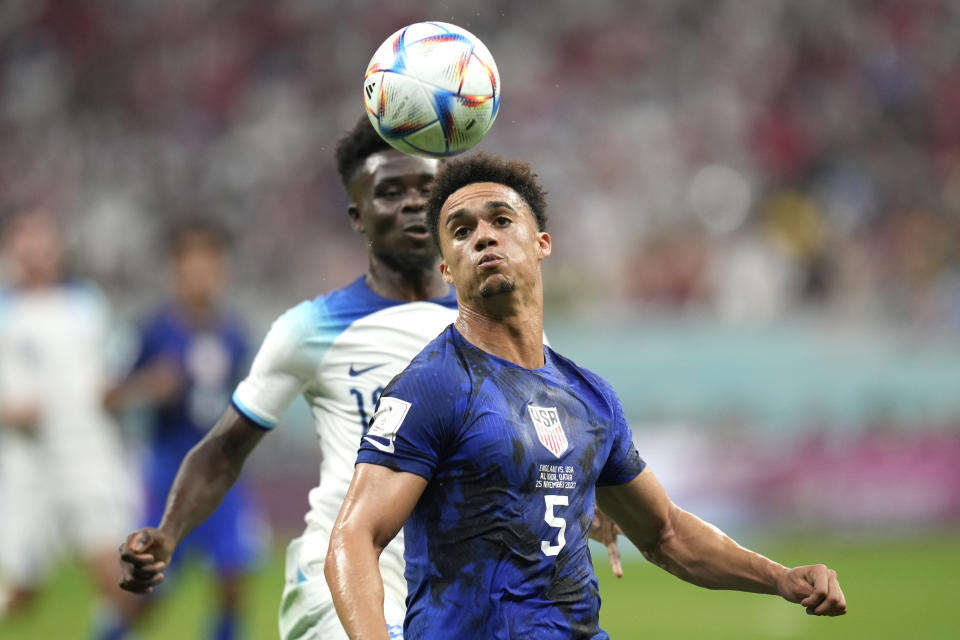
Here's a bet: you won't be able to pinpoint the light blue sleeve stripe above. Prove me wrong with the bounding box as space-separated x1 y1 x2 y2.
231 393 276 430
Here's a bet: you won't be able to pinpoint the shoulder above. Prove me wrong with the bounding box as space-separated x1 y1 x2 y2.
63 279 110 312
0 288 10 326
384 326 470 397
258 298 323 355
547 347 620 403
137 304 182 341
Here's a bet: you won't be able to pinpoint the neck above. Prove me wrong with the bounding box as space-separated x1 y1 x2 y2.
16 268 60 290
365 256 449 302
454 284 545 369
180 296 215 325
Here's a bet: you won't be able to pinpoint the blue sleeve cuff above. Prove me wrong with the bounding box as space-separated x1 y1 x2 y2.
231 395 276 431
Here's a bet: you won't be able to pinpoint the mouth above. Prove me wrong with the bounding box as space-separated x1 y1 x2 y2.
402 223 430 240
477 253 504 268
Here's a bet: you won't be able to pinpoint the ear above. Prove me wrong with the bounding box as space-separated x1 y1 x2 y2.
347 203 364 234
536 231 551 260
439 259 454 285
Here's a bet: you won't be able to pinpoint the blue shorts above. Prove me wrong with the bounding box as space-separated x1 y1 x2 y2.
146 459 265 576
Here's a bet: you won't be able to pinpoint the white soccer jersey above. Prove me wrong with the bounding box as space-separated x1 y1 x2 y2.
231 277 458 636
0 282 137 583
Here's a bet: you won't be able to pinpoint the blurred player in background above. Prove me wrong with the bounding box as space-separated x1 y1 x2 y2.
0 208 141 639
117 118 457 639
326 154 847 638
105 219 266 640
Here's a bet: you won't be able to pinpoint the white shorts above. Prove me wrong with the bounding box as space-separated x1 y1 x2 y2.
278 534 405 640
0 431 138 586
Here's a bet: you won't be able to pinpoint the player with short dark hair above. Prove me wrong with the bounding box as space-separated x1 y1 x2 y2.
424 152 548 245
325 153 848 639
106 217 264 640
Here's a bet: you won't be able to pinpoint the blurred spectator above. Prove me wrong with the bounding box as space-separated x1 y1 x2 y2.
0 207 141 638
0 0 957 332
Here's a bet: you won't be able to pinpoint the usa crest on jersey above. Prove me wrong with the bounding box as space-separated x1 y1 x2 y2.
527 405 568 457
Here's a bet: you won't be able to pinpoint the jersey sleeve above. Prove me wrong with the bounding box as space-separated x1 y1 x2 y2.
355 363 460 481
232 301 317 430
0 298 22 404
596 385 646 486
131 316 165 370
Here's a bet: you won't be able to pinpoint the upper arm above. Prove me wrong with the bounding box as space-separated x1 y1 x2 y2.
332 463 428 551
232 302 317 428
596 468 676 553
197 404 268 467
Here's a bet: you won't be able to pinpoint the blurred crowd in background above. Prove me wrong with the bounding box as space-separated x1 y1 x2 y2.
2 0 959 538
2 0 960 328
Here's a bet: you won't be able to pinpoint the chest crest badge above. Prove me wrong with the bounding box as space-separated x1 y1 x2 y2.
527 405 569 458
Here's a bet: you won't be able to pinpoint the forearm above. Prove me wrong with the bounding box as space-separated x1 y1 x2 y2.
158 410 262 542
0 402 38 430
326 532 389 640
157 437 239 541
641 505 786 594
106 362 182 410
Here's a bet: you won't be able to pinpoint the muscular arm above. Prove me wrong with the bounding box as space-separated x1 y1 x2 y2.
119 405 266 592
325 463 427 639
597 469 846 615
158 405 265 540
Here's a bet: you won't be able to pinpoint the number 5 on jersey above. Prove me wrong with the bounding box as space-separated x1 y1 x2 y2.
541 494 568 556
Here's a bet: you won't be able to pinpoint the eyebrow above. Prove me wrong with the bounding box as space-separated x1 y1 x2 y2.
445 201 517 227
376 173 435 185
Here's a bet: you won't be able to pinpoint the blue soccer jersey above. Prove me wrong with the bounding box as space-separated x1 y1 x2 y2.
132 305 263 573
134 307 249 464
357 325 645 639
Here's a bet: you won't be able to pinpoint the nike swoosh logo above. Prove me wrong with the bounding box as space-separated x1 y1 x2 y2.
349 363 387 377
363 435 395 454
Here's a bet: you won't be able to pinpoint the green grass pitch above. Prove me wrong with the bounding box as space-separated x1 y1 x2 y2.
1 534 957 638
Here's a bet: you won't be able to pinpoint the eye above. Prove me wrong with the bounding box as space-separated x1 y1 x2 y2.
377 186 402 200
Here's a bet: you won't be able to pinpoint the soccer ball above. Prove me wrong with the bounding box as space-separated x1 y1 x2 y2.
363 22 501 158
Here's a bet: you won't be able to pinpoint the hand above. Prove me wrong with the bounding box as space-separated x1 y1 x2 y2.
590 509 624 578
118 528 176 593
776 564 847 616
104 360 184 412
0 404 40 434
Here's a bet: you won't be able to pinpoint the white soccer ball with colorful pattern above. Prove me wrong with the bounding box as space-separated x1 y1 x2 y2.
364 22 501 158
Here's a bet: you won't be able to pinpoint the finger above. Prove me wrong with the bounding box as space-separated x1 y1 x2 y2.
128 530 153 553
120 550 156 565
813 576 846 616
130 563 167 580
607 540 623 578
119 572 165 593
800 568 829 608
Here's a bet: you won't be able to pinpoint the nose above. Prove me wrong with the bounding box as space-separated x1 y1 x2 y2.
401 187 427 213
473 219 498 251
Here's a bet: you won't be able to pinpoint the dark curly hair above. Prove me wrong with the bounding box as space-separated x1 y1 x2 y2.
426 153 548 245
335 116 393 188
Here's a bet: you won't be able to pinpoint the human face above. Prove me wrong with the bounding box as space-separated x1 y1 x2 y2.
2 210 63 288
172 234 227 309
348 150 440 272
438 182 550 302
